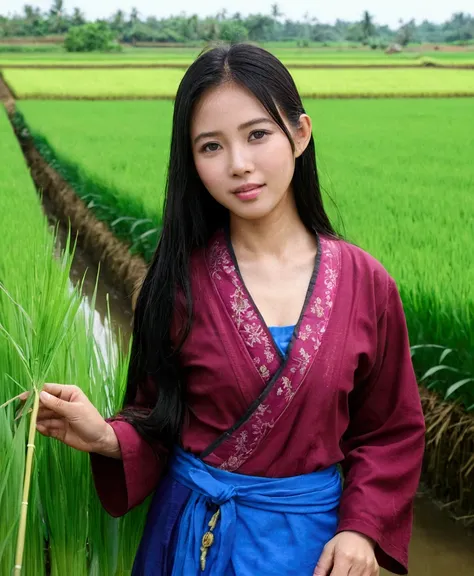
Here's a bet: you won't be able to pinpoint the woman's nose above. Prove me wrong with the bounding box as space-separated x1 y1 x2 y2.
229 147 254 176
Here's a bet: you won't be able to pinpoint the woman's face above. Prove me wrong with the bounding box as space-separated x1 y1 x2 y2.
190 82 311 222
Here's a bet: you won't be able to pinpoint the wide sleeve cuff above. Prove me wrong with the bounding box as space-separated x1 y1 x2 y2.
90 419 167 517
336 518 408 575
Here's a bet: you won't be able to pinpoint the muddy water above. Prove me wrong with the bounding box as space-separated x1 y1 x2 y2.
63 224 474 575
65 227 133 352
46 202 133 352
401 495 474 575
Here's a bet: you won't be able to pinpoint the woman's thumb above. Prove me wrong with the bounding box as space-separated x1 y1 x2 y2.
40 390 72 418
313 541 335 576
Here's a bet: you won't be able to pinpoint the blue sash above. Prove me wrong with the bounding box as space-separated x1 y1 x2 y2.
136 446 342 575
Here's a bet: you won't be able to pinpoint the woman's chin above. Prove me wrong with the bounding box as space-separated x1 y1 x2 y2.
230 202 276 222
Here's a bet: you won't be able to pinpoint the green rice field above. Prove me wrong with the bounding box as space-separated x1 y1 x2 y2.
5 67 474 98
1 45 473 67
0 106 147 575
15 98 474 407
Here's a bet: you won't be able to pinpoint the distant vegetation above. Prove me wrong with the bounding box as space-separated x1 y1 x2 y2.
1 2 474 51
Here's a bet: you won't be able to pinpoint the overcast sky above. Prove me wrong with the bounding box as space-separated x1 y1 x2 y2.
4 1 473 28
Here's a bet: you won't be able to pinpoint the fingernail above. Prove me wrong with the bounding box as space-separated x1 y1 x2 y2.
40 391 50 401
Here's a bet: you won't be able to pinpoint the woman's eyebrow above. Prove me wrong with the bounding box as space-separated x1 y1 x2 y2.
193 118 273 144
238 117 274 130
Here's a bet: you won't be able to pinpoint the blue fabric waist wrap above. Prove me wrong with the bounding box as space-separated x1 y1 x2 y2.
140 446 342 575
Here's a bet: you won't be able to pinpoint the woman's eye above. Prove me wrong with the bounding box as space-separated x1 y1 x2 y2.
250 130 268 141
203 142 220 153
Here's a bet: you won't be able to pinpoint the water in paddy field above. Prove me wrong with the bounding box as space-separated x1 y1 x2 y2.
400 496 474 575
63 222 474 575
45 200 133 355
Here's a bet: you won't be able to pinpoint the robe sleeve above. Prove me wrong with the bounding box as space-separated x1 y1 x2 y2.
89 376 168 518
336 278 425 574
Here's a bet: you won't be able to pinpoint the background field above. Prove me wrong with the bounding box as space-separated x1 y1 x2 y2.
5 67 474 99
16 98 474 406
1 45 474 67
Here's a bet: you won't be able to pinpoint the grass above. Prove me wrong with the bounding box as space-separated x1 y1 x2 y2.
15 98 474 407
5 68 474 99
0 107 148 573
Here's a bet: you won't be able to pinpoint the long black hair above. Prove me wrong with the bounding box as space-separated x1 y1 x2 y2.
120 43 338 448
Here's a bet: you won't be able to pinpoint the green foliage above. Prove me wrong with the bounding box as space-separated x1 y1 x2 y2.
361 11 376 44
64 22 121 53
219 21 249 43
397 20 417 47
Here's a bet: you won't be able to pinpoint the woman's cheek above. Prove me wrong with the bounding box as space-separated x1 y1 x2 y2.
262 141 295 184
196 160 227 202
195 157 216 187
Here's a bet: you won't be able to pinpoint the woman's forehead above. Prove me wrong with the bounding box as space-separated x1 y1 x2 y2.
191 83 270 132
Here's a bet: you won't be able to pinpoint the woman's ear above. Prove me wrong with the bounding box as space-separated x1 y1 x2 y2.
294 114 312 158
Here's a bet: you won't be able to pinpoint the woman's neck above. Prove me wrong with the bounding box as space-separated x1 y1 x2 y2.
229 190 316 261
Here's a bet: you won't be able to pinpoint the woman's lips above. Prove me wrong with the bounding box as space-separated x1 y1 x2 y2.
234 184 265 201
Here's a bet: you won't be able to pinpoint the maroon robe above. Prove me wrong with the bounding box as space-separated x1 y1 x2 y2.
91 231 425 574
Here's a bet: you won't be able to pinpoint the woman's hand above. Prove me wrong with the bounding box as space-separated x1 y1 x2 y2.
19 383 121 458
314 531 379 576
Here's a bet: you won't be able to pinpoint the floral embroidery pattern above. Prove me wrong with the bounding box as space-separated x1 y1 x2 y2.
207 232 341 472
299 324 313 341
276 377 295 402
220 404 274 471
208 236 278 383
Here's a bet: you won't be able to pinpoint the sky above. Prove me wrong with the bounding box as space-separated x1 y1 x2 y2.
4 1 473 28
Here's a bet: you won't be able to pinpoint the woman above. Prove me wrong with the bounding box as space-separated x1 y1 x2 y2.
31 44 425 576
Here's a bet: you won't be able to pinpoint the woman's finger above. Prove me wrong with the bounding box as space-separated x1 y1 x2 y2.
42 383 77 401
36 408 60 421
347 561 365 576
37 419 66 433
36 423 67 442
329 557 351 576
39 389 76 419
314 542 335 576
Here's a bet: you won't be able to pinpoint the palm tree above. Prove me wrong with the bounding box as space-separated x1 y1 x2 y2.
111 10 126 32
48 0 66 34
361 11 375 44
71 7 85 27
23 5 35 20
271 3 283 20
49 0 64 17
130 7 139 25
216 9 228 22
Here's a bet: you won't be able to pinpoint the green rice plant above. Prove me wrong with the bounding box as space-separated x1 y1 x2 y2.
412 345 474 409
15 98 474 408
0 101 148 575
5 68 474 99
0 232 84 575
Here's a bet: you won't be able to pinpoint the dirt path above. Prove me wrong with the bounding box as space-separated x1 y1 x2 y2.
0 72 15 114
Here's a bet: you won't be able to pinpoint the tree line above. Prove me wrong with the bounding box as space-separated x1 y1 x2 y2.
1 1 474 47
